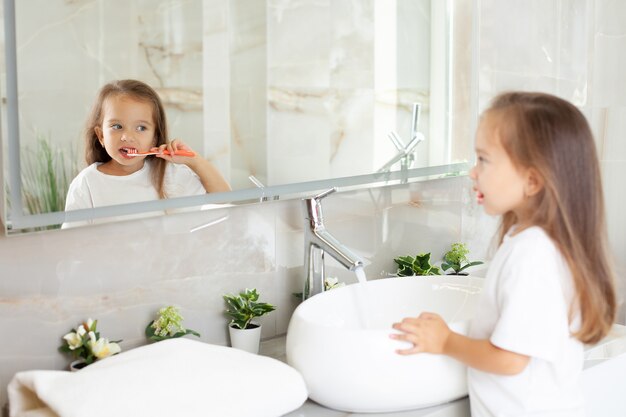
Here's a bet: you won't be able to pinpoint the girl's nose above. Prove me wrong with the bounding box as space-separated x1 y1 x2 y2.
468 165 477 179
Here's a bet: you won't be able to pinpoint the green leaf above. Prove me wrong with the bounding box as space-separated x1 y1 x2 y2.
223 288 275 329
397 264 413 277
458 260 484 272
394 255 415 267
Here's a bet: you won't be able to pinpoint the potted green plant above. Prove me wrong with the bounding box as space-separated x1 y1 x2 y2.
441 242 483 275
223 288 275 354
59 318 122 371
393 253 441 276
145 306 201 342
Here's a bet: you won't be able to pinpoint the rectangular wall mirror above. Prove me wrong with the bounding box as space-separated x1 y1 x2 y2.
1 0 466 235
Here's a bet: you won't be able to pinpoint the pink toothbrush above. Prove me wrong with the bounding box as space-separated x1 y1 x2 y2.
127 149 195 157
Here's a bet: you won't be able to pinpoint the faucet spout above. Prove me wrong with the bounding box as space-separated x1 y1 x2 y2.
302 188 364 300
308 228 363 270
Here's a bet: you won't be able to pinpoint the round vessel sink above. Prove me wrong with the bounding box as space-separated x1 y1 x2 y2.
286 275 483 413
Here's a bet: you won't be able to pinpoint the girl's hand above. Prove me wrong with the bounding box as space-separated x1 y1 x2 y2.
151 139 196 164
390 312 451 355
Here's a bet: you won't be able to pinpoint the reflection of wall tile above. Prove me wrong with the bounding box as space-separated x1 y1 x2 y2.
329 0 374 89
267 0 331 88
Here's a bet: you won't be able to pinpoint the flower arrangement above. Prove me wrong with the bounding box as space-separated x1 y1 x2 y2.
441 242 483 275
145 306 201 341
59 319 122 366
223 288 275 330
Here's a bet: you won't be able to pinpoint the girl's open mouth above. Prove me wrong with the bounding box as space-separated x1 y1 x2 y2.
119 147 139 159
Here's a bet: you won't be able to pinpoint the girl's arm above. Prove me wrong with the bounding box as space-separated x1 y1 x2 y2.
154 140 231 193
184 157 231 193
391 312 529 375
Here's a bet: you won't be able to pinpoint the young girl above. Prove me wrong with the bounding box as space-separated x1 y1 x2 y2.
391 92 617 416
63 79 230 228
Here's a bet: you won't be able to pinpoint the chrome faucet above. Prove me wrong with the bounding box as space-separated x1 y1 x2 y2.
302 188 363 300
377 102 425 173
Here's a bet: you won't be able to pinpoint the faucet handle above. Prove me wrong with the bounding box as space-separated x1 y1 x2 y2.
313 187 337 201
411 102 421 134
304 188 336 224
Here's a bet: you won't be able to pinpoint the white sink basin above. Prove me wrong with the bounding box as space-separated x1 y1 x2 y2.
286 276 484 413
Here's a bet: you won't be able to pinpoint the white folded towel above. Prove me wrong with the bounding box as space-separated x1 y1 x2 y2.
8 338 307 417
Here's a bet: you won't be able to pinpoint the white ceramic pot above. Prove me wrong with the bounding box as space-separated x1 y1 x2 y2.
228 323 262 354
69 359 88 372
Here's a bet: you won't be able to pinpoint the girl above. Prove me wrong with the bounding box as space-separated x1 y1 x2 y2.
63 79 230 228
391 92 617 416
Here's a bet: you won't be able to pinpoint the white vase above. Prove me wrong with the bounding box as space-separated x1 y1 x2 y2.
228 323 262 354
69 359 88 372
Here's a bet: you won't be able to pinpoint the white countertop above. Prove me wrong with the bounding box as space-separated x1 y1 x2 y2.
283 397 470 417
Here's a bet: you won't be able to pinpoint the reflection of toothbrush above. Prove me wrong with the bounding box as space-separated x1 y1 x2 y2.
127 149 195 157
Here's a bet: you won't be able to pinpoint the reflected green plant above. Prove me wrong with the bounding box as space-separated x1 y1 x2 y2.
6 134 79 230
21 134 78 215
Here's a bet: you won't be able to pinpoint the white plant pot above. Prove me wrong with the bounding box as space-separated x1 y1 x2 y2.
228 323 262 354
69 359 88 372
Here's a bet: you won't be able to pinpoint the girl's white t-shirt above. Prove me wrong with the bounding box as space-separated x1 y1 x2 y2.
468 226 585 417
62 161 205 228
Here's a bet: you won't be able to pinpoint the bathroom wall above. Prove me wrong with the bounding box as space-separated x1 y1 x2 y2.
0 175 468 407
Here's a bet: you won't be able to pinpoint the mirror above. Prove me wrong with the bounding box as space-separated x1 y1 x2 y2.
1 0 460 234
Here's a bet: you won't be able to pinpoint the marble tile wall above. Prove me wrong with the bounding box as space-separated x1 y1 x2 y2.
0 175 468 407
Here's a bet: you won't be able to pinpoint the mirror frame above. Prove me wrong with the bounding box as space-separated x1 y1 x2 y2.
2 0 463 234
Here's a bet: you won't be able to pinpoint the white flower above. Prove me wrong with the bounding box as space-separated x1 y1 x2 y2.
85 318 95 330
324 277 345 290
88 331 121 359
63 332 83 350
76 319 94 336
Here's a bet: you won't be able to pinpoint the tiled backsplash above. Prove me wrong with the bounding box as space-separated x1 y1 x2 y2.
0 176 471 407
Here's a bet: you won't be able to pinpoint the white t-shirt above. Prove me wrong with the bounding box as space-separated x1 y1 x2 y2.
468 226 584 417
62 162 205 228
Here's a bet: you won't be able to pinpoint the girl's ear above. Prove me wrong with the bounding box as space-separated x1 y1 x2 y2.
94 127 104 146
524 168 544 197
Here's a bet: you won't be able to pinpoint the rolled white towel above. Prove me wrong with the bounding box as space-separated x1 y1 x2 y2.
8 338 307 417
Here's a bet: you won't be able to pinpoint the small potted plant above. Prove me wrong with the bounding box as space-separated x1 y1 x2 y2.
223 288 275 354
145 305 201 342
59 318 122 371
441 242 483 275
393 253 441 276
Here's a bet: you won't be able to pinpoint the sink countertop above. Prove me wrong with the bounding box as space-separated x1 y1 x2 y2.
259 336 471 417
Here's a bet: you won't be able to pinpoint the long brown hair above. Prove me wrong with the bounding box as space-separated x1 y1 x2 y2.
84 79 168 198
487 91 616 344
